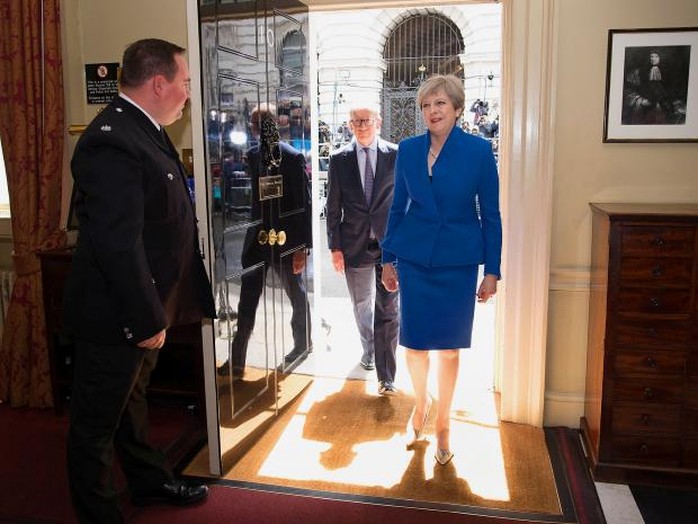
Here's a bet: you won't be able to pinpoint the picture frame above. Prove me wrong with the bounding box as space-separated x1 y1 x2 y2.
603 27 698 143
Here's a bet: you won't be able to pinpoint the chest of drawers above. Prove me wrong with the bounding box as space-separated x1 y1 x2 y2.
581 203 698 487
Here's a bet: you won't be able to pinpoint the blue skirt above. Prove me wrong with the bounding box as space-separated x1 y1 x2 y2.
396 259 478 350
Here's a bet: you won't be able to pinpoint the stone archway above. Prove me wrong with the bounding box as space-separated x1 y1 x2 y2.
380 9 465 143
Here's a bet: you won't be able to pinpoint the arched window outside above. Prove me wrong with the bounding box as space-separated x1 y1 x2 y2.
382 12 464 143
384 12 464 88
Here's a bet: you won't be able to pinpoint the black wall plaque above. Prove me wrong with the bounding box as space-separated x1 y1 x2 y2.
85 62 119 104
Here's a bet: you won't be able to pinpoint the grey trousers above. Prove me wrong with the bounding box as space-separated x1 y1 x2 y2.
344 261 399 383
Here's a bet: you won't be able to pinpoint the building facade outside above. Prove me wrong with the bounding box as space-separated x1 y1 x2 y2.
314 3 502 152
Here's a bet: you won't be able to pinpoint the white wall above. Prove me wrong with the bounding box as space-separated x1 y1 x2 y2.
60 0 191 226
544 0 698 426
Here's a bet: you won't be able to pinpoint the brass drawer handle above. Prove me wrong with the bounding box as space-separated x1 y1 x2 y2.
640 443 649 455
645 356 657 368
641 414 651 425
649 297 661 308
643 387 654 400
647 327 658 338
652 236 665 247
651 267 663 277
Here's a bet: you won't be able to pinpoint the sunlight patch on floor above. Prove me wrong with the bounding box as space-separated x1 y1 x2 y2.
450 415 509 500
258 416 414 486
255 377 510 501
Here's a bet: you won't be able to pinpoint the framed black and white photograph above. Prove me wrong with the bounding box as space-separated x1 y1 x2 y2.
603 27 698 142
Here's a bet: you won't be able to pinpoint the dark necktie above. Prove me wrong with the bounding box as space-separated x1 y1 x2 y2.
363 147 374 206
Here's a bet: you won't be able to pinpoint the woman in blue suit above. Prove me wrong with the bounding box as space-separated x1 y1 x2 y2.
381 74 502 465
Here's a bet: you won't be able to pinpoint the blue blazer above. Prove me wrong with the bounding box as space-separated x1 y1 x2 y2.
381 126 502 278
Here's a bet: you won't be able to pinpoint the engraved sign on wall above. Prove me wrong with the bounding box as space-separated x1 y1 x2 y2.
85 63 119 105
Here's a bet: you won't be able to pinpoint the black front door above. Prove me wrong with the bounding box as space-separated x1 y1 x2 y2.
197 0 312 474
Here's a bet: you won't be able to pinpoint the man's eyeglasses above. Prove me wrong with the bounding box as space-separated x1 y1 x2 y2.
350 118 375 128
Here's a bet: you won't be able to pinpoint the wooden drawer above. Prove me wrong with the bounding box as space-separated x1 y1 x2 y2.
614 378 684 403
617 288 691 314
614 349 686 376
612 404 681 435
619 257 693 285
621 226 695 257
614 318 691 349
610 435 681 466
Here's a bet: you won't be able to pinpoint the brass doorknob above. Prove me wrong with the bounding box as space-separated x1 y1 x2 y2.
257 229 286 246
277 230 287 246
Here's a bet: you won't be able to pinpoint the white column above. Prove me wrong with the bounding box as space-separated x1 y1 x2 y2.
497 0 558 426
186 0 222 476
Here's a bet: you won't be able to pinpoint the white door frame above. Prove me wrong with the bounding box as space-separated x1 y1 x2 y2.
497 0 557 426
186 0 223 476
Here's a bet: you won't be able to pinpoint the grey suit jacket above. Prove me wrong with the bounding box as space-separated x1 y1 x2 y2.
326 138 398 267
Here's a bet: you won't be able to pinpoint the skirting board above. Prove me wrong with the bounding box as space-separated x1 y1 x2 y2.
544 391 585 428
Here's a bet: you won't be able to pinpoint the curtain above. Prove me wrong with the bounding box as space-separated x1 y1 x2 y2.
0 0 67 407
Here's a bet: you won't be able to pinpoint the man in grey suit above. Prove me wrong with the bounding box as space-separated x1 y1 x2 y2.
326 105 399 396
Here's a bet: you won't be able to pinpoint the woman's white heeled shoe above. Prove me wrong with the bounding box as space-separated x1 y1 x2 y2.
435 448 454 465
